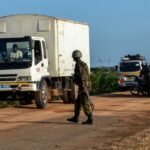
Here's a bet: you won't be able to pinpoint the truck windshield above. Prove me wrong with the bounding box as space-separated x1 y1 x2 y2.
0 37 32 69
120 62 141 72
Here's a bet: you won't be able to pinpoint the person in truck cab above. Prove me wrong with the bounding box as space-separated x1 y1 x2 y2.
10 44 23 59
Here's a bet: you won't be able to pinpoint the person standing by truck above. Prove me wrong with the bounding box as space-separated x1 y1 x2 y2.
67 50 93 125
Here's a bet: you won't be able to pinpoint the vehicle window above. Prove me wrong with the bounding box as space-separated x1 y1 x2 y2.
0 37 32 69
120 62 141 72
0 40 31 62
42 41 47 59
34 40 42 65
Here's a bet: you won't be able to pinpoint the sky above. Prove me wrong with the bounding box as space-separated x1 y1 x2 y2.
0 0 150 67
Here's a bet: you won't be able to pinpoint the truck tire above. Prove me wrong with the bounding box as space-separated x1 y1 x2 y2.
70 81 78 103
35 79 49 109
63 88 74 103
130 86 139 95
62 89 69 103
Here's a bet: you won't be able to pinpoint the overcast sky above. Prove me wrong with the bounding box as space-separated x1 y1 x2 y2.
0 0 150 67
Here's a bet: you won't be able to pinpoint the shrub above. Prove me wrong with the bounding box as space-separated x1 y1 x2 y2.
90 69 119 95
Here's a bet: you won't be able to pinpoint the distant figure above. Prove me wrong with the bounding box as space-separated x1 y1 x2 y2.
67 50 93 125
10 44 23 59
140 63 150 90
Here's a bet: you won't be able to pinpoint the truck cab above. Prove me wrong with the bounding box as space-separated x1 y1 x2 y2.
0 36 51 108
0 36 49 88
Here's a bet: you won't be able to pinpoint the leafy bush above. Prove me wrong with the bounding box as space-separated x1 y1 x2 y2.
90 69 119 95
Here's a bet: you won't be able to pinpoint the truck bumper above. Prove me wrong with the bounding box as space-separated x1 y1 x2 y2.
118 81 136 87
0 82 37 92
118 76 136 87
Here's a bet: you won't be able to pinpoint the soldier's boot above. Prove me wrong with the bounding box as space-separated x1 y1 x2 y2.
67 114 79 123
82 114 93 125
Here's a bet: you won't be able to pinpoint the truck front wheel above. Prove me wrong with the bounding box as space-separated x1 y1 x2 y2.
35 80 49 109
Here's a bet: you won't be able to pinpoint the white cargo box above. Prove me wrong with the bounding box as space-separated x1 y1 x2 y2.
0 14 90 77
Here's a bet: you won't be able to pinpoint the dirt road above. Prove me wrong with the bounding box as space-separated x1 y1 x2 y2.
0 92 150 150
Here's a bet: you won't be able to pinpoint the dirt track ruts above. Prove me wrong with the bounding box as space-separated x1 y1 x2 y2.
0 92 150 150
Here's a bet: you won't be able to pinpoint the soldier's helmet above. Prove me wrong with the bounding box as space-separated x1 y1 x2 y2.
72 50 82 58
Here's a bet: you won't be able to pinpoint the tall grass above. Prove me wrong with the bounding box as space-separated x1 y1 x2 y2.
90 69 119 95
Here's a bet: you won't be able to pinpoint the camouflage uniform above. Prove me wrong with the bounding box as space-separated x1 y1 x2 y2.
67 50 93 124
74 60 92 117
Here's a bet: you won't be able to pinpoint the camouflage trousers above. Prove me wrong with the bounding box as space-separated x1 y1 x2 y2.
74 89 92 116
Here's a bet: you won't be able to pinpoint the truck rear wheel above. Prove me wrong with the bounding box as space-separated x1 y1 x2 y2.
35 79 49 109
62 89 70 103
70 81 78 103
62 81 78 103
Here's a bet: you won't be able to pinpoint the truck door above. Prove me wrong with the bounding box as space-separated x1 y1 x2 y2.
34 40 48 80
41 40 48 75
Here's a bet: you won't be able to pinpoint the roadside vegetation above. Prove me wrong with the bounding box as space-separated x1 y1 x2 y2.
90 67 119 95
0 100 16 108
0 97 25 108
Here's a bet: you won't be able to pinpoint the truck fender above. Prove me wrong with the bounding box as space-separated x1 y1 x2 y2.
36 76 51 90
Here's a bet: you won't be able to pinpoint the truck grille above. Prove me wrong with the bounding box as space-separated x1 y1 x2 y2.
0 74 17 81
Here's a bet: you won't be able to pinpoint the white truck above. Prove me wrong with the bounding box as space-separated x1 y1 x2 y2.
0 14 90 108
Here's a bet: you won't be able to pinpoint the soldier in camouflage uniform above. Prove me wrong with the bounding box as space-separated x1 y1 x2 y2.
67 50 93 124
140 63 150 94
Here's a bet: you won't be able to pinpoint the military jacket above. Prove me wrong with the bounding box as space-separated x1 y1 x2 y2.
74 60 91 89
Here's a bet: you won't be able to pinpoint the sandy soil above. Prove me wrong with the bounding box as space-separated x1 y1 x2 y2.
0 91 150 150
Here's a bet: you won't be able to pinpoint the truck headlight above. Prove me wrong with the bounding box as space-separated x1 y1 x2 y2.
17 76 31 82
119 76 126 83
